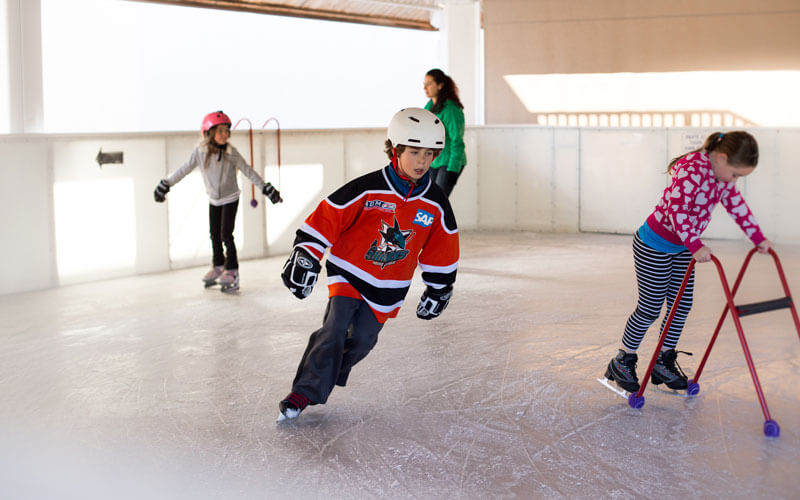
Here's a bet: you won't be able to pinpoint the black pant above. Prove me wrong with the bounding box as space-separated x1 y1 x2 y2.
292 296 384 404
208 200 239 270
429 165 464 198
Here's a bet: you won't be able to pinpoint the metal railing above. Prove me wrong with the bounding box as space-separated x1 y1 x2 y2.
533 110 756 127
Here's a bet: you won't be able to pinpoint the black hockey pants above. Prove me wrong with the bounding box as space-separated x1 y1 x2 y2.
292 296 384 404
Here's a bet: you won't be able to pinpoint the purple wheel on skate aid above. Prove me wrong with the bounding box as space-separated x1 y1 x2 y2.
764 419 780 438
687 379 700 396
627 393 645 409
250 199 258 208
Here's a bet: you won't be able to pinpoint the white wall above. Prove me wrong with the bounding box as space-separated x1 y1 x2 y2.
0 138 54 291
3 0 43 133
440 0 482 125
578 128 800 244
0 0 9 133
484 0 800 125
1 126 798 295
473 127 580 231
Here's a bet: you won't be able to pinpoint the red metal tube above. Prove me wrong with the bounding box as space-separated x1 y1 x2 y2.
233 118 257 207
634 259 696 398
262 117 281 190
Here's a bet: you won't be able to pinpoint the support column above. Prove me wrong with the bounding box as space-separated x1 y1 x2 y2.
440 0 482 125
5 0 43 133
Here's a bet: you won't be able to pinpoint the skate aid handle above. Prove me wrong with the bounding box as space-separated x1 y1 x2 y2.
416 285 452 320
735 297 793 317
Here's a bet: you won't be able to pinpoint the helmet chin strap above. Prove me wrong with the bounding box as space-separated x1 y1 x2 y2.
392 146 419 202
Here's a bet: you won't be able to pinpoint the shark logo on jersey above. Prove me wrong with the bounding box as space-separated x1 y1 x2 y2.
364 217 415 268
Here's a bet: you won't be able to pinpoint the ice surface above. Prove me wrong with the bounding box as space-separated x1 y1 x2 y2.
1 232 798 499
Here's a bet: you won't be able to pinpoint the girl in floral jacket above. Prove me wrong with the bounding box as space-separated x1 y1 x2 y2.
604 131 773 394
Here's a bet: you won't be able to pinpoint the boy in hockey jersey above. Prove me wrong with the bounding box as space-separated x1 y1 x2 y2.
277 107 460 421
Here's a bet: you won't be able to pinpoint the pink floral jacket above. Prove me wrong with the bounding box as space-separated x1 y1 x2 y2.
645 151 766 254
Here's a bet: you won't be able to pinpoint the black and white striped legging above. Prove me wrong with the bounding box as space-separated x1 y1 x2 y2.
621 233 695 351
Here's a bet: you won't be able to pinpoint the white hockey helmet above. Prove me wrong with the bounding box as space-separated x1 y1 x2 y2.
387 107 445 150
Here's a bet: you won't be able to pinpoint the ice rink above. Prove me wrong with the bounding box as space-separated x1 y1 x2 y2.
1 231 798 499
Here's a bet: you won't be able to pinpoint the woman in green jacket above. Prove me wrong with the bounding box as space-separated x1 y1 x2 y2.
423 69 467 198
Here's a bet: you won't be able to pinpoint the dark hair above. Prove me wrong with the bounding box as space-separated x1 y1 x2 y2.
668 130 759 174
426 69 463 113
384 139 406 160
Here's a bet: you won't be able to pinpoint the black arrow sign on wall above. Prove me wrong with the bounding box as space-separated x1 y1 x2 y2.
96 148 123 167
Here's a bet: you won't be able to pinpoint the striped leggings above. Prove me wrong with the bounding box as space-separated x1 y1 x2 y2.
621 233 695 351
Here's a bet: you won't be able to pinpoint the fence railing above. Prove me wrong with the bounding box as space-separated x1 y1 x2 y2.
533 110 756 128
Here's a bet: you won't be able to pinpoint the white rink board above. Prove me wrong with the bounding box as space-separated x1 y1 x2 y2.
0 141 53 294
580 129 668 235
1 126 798 294
52 137 167 283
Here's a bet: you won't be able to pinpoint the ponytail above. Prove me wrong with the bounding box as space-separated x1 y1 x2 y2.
667 131 758 174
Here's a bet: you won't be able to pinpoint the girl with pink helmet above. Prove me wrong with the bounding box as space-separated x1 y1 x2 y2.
153 111 282 293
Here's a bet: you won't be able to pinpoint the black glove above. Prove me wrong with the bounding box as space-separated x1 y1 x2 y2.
281 247 320 299
262 183 282 204
416 285 452 320
153 179 170 202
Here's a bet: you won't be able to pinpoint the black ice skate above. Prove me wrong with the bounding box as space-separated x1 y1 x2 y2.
651 349 691 391
277 392 310 422
601 349 640 394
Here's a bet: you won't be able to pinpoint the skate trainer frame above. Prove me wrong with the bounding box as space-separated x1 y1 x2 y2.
629 248 800 437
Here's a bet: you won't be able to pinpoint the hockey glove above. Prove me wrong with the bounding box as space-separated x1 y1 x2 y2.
416 285 452 320
281 247 320 299
262 183 283 204
153 179 170 202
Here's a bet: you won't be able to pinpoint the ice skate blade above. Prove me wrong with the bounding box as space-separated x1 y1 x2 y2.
203 281 217 288
220 286 239 294
276 406 303 422
650 385 690 397
276 410 300 423
596 377 631 400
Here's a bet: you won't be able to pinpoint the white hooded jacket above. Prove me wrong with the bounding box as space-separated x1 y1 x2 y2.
166 144 267 206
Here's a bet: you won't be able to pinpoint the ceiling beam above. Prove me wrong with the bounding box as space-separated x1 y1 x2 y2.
128 0 438 30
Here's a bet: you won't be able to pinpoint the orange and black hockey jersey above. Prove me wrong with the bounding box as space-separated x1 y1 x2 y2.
293 164 459 323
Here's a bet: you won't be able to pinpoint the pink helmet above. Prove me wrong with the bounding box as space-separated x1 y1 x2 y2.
201 111 231 134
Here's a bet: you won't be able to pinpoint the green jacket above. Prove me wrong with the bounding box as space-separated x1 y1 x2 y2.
425 99 467 173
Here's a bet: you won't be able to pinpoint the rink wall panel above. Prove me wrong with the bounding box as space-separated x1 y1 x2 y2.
0 139 54 293
0 127 798 294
